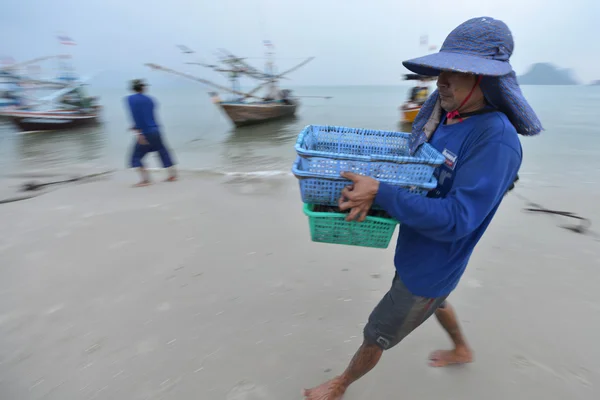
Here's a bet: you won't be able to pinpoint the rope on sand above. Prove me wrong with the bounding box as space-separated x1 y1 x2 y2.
0 170 115 205
0 194 40 205
508 175 594 237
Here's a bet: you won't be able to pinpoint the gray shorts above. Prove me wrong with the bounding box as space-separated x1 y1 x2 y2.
364 273 448 350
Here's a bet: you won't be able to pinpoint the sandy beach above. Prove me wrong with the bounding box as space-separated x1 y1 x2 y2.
0 171 598 399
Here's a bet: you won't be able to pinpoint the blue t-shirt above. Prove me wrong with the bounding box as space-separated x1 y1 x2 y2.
126 93 159 134
374 111 522 298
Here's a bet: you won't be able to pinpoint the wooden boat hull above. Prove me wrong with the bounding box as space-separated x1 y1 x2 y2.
0 107 101 132
400 105 421 124
219 101 297 127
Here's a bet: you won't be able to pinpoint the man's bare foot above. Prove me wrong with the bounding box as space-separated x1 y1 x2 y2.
303 377 347 400
133 180 151 188
428 348 473 367
165 176 177 182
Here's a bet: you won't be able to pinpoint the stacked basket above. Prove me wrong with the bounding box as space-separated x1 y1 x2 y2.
293 125 445 249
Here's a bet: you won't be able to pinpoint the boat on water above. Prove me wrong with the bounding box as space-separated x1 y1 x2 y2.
0 108 100 131
399 73 435 125
0 78 101 132
217 100 297 127
209 87 297 126
0 55 77 110
146 43 329 127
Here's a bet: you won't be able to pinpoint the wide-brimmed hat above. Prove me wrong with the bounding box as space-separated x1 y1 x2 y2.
403 17 514 77
404 17 542 155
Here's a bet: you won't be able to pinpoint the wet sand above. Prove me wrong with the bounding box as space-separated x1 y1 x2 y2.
0 172 598 399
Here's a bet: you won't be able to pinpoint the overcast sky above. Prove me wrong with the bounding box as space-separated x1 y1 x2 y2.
2 0 599 86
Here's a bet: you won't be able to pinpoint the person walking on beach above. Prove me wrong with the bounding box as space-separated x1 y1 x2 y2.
303 17 542 400
126 79 177 187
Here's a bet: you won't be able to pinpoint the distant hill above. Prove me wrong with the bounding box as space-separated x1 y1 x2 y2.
518 63 578 85
590 80 600 86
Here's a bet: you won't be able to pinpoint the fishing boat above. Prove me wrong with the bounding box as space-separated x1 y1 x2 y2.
399 35 438 125
217 100 297 126
0 55 78 110
399 73 435 124
209 88 297 127
1 109 100 131
0 78 101 132
146 43 330 127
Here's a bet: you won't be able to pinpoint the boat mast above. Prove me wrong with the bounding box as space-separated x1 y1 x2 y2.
263 40 277 99
229 69 240 100
218 54 242 101
55 34 78 84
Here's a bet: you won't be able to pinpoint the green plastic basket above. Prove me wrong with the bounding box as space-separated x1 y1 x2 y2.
303 204 398 249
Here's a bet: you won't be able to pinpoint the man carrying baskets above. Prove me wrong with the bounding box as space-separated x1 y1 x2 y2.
304 17 542 400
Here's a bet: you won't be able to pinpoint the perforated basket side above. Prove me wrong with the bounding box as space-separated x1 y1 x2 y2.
295 125 444 166
303 204 398 249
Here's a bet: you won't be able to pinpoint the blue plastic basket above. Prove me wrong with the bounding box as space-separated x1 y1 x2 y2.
293 156 437 207
295 125 444 184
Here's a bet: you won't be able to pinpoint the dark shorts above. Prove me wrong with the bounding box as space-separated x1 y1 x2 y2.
130 132 174 169
364 273 448 350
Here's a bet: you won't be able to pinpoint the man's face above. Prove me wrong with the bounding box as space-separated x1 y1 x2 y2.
436 71 478 112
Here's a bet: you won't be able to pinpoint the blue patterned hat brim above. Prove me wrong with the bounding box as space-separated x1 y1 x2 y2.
402 51 513 77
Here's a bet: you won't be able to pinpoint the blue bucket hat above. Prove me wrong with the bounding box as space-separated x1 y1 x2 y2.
404 17 543 154
403 17 514 77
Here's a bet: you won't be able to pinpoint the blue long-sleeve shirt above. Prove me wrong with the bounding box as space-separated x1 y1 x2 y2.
126 93 159 134
374 111 522 298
